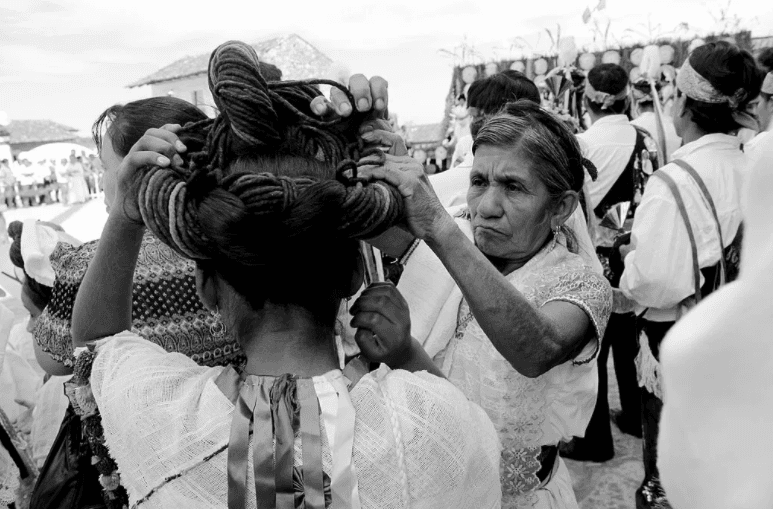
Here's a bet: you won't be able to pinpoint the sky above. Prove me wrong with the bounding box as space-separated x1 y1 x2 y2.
1 0 772 134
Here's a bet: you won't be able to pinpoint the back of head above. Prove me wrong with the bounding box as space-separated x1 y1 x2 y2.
467 73 541 115
135 41 404 322
586 64 630 115
677 41 763 134
759 47 773 74
92 96 209 157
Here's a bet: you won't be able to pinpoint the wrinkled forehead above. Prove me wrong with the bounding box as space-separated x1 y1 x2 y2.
470 144 539 182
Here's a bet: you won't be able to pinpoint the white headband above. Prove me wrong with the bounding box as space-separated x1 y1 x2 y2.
676 58 747 109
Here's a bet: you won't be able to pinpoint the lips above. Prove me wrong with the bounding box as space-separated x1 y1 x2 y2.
474 224 506 236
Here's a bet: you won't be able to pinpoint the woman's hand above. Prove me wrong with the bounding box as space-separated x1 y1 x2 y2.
359 154 453 242
349 282 412 367
359 118 408 156
310 74 389 118
112 124 187 224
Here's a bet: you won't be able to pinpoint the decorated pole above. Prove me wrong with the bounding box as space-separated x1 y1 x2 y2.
641 45 668 166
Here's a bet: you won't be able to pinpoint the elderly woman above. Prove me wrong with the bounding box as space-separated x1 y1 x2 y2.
66 41 501 509
361 100 612 508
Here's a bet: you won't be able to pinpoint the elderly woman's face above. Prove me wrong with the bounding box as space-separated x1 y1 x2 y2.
467 145 553 265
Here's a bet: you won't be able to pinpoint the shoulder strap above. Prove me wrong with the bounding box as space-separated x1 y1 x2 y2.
342 356 370 391
651 170 703 303
672 159 727 285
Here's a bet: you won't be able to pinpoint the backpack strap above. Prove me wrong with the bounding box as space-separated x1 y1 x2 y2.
651 170 703 303
672 159 727 286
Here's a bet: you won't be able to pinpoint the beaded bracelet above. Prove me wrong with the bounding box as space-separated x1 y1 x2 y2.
397 238 421 266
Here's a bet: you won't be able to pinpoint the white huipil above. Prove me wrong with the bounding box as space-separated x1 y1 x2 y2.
657 138 773 509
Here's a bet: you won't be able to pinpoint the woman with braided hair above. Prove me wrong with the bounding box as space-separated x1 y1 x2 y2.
69 41 501 509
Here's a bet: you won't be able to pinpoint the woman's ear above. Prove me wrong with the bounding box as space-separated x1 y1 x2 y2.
194 264 218 312
552 190 580 229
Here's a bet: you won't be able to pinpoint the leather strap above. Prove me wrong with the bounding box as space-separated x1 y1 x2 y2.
672 159 727 287
651 170 703 303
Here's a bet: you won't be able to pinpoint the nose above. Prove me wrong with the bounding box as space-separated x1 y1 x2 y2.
475 186 503 219
26 317 36 333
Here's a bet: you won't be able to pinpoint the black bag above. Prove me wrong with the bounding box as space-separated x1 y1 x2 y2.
28 404 105 509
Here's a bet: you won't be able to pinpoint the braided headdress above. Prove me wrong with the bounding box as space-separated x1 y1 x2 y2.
136 41 404 266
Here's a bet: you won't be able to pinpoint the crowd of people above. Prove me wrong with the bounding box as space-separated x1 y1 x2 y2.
0 38 772 509
0 151 103 209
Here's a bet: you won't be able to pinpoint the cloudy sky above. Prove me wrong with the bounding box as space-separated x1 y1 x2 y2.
1 0 772 133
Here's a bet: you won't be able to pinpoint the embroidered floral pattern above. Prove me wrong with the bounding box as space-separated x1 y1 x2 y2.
443 243 612 507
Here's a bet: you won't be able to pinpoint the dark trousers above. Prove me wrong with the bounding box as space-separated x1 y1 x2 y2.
638 319 674 483
572 311 640 454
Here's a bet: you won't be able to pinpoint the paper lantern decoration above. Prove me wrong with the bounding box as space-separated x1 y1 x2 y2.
629 67 642 83
579 52 596 71
602 50 621 65
661 64 676 82
510 61 526 72
534 58 549 76
461 66 478 84
659 45 675 64
630 48 644 66
434 146 448 161
534 74 547 87
558 37 578 67
485 62 499 77
688 38 705 53
412 149 427 164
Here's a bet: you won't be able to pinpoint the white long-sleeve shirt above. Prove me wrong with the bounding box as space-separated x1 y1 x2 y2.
619 134 749 322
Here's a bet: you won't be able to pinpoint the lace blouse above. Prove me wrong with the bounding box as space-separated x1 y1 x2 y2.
88 332 502 509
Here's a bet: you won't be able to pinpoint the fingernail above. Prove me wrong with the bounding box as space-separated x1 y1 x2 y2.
375 98 385 110
157 156 170 166
357 98 370 111
340 103 352 115
175 140 187 152
314 103 326 115
361 132 376 140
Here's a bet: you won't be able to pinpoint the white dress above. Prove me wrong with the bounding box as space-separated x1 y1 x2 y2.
399 226 612 509
65 162 89 204
89 332 502 509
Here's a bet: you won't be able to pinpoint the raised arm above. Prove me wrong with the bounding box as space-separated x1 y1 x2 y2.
71 127 186 347
362 157 601 378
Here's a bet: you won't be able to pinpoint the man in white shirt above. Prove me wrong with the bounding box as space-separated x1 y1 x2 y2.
563 64 649 463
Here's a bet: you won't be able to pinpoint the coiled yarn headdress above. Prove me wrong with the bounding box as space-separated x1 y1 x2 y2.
136 40 404 267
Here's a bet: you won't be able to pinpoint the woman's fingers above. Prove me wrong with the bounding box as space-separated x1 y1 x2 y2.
123 150 174 171
326 74 390 117
361 130 408 156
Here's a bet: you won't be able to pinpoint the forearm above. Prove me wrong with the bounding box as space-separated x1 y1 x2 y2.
425 221 560 377
392 337 445 378
71 212 144 347
367 227 415 259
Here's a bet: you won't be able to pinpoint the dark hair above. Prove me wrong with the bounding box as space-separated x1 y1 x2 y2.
258 61 282 82
758 47 773 74
473 100 596 201
467 73 541 114
134 41 404 322
586 64 630 115
92 96 209 156
680 41 763 134
8 221 53 311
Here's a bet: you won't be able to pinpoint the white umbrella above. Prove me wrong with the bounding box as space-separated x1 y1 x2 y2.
18 142 95 163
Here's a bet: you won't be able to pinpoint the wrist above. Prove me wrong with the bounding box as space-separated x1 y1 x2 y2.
424 213 457 249
108 204 145 232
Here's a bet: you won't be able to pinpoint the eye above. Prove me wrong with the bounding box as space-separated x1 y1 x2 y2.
470 176 486 187
506 182 522 192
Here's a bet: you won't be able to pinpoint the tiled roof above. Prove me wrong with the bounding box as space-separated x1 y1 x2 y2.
753 36 773 50
405 123 444 145
129 34 334 87
7 120 78 145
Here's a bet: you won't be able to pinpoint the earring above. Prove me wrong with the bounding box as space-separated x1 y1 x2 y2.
210 306 227 340
550 224 562 251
